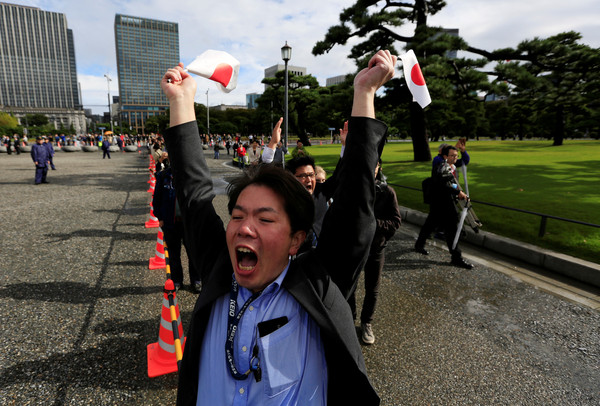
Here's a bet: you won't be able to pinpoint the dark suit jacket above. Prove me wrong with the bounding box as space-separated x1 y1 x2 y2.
30 143 49 167
165 117 387 406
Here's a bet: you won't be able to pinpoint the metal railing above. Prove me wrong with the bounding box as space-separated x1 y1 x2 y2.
389 183 600 237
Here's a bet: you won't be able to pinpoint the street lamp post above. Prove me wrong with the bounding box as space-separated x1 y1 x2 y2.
104 74 114 133
281 41 292 165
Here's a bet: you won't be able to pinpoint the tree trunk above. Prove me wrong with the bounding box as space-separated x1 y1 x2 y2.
410 0 430 161
552 105 564 146
410 102 431 161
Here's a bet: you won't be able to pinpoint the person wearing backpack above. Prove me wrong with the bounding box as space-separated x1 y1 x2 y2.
415 145 473 269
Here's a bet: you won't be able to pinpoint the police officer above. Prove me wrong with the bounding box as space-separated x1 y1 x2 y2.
31 136 50 184
6 135 12 155
13 134 22 155
44 136 56 170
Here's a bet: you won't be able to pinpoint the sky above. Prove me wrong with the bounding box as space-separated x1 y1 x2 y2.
10 0 600 114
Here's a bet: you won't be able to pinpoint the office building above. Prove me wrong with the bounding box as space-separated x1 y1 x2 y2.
435 28 459 59
246 93 261 109
326 74 350 87
114 14 179 134
211 104 247 112
264 64 306 90
0 2 86 134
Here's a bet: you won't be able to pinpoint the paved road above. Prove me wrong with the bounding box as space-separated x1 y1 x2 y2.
0 148 598 405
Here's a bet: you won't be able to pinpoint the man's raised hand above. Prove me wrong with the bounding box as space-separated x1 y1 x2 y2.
161 62 197 127
351 50 397 118
354 50 397 94
268 117 283 149
340 121 348 146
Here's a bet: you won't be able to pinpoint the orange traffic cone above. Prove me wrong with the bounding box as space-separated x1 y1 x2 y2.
149 228 166 269
145 202 159 228
147 279 186 378
147 177 156 193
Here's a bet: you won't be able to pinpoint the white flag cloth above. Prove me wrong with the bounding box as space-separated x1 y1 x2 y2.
399 50 431 108
186 50 240 93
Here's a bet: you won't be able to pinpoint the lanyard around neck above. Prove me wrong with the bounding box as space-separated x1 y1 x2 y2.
225 277 261 380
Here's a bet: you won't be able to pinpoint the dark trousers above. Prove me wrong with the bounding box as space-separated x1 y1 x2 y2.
49 156 55 169
103 150 111 159
416 201 462 259
34 166 48 184
348 237 386 324
163 221 199 285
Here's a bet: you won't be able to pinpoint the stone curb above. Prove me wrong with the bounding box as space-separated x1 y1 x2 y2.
401 206 600 288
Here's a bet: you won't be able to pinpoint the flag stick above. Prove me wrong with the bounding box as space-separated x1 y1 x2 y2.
460 164 469 196
452 201 470 250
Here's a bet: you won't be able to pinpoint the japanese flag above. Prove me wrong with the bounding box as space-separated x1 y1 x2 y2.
400 50 431 109
186 50 240 93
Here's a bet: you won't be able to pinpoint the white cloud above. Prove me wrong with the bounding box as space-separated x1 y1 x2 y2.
78 73 119 113
13 0 600 114
429 0 600 51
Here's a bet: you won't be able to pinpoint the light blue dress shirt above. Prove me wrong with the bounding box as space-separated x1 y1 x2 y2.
197 264 328 405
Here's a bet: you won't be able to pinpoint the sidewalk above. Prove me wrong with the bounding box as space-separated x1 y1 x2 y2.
402 207 600 289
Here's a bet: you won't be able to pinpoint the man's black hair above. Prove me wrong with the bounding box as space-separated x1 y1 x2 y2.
285 156 316 175
227 164 314 234
441 145 457 156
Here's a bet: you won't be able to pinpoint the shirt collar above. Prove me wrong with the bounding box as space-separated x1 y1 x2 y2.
237 259 291 303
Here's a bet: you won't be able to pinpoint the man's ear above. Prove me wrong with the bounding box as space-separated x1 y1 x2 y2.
289 230 306 256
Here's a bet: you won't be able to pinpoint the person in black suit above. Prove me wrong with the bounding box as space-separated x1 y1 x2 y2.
348 159 402 345
161 50 396 406
415 145 473 269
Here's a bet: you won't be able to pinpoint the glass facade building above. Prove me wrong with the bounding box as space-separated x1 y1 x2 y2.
114 14 179 134
0 2 85 133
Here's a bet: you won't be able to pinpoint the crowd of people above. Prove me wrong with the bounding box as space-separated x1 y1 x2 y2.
3 50 479 405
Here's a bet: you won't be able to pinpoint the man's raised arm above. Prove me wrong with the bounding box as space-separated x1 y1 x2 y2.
161 63 226 281
261 117 283 164
317 50 397 298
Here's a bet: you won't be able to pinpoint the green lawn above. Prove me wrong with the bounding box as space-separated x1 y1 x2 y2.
306 140 600 264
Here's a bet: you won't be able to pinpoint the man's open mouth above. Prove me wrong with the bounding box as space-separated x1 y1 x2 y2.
236 247 257 271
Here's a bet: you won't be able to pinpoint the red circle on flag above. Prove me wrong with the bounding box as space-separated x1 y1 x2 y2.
411 64 426 86
209 63 233 87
